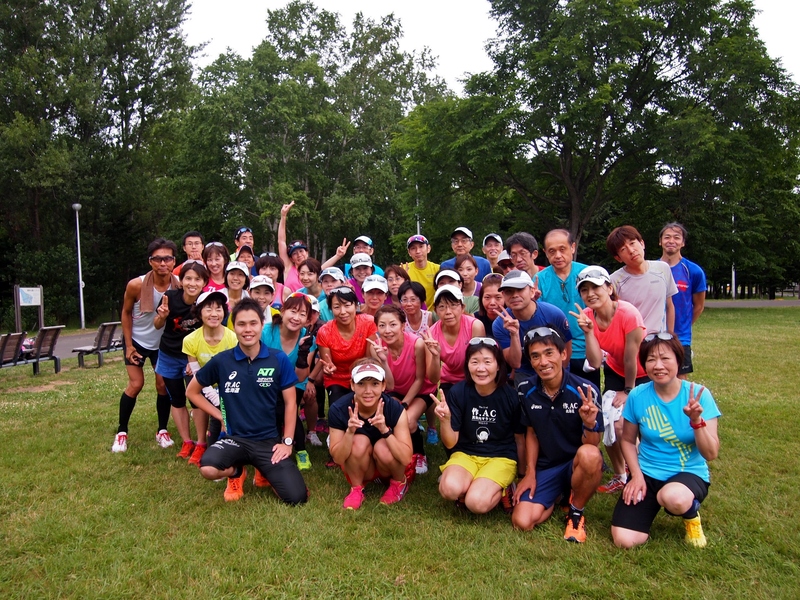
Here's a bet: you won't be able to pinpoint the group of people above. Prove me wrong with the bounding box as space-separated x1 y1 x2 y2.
111 204 720 548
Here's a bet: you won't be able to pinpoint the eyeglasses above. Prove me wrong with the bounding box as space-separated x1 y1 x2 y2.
468 337 498 347
509 249 531 261
482 273 503 284
400 296 421 305
644 332 674 342
524 327 562 343
149 255 175 263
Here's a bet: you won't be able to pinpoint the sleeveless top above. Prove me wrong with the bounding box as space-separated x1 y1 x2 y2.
429 314 477 384
132 275 171 350
387 332 436 397
404 310 431 338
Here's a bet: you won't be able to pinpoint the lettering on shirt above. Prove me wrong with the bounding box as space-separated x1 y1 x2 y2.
471 406 496 443
562 402 578 414
224 380 240 394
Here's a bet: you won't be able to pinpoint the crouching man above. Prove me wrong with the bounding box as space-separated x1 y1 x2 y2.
328 360 413 510
186 298 308 504
511 327 603 542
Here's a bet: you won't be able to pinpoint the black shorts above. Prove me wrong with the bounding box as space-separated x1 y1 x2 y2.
123 338 160 368
603 365 649 393
200 436 308 505
679 345 694 375
611 472 709 534
326 384 351 405
389 391 434 410
569 358 601 389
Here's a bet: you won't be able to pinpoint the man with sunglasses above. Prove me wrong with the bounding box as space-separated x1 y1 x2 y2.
511 327 603 543
492 270 573 382
537 229 599 387
112 238 180 453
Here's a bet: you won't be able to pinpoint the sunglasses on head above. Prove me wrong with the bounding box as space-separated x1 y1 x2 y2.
236 227 252 235
644 332 674 342
577 269 608 282
330 286 353 295
205 241 224 248
482 273 503 284
524 327 562 343
468 337 498 347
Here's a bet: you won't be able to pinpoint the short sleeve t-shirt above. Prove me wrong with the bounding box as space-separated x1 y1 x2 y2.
610 261 678 334
492 302 573 377
328 392 405 437
195 343 298 440
667 258 706 345
583 300 646 379
430 314 477 384
405 261 439 307
260 322 316 390
537 262 588 359
158 289 202 358
623 380 721 482
517 370 602 470
447 381 521 461
316 313 378 388
182 327 238 367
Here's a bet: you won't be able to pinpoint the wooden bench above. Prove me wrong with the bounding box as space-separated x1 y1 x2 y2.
0 332 27 367
1 325 65 375
72 321 123 368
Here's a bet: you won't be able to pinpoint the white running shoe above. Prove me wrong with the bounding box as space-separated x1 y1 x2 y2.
306 431 323 447
112 432 128 453
415 454 428 475
155 429 175 448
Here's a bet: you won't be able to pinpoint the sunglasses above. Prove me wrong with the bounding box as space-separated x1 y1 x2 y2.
524 327 562 343
236 227 252 235
260 252 278 257
468 337 498 347
644 332 675 342
482 273 503 284
577 269 609 283
205 241 224 248
330 286 354 295
149 255 175 263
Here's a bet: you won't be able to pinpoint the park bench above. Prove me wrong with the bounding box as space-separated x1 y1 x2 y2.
0 332 27 368
0 325 65 375
72 321 123 368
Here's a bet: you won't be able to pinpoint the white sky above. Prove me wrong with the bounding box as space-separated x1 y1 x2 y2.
184 0 799 93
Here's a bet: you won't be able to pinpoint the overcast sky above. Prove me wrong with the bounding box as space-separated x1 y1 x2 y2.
183 0 798 93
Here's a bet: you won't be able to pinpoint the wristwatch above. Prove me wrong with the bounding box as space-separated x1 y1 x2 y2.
380 427 393 439
283 437 294 446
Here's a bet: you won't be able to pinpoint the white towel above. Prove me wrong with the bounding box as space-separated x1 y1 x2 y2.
602 390 622 446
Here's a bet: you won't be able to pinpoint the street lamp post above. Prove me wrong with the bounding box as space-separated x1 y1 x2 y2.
72 203 86 330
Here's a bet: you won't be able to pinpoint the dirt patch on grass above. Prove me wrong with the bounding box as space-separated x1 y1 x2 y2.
11 380 74 393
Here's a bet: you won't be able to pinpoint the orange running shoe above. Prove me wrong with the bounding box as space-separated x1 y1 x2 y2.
224 467 247 502
253 469 271 488
187 443 206 466
176 440 195 459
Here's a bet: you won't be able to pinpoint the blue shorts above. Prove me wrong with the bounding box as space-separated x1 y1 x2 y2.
153 351 188 379
518 460 573 509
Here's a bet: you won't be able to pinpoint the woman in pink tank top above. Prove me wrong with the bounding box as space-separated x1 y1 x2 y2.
375 306 437 476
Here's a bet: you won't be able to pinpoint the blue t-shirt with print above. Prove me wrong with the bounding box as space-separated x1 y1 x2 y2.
537 262 588 359
668 258 706 346
260 322 316 391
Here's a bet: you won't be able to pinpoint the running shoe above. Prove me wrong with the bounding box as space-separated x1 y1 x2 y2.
564 514 587 543
306 431 323 447
296 450 312 470
343 485 365 510
155 429 174 448
187 443 207 467
500 482 516 514
684 515 707 548
176 440 195 459
224 468 247 502
426 427 439 445
253 469 271 488
404 459 417 485
315 418 329 433
325 456 337 469
111 432 127 453
414 454 428 475
597 475 626 494
299 408 306 421
380 478 408 505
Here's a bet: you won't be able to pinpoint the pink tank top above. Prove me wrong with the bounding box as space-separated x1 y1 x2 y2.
388 332 436 396
285 266 302 292
430 315 476 384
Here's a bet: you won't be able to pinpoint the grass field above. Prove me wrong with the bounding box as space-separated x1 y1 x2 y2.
1 308 799 599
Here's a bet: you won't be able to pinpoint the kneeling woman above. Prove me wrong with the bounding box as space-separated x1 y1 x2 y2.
611 334 721 549
328 360 413 510
434 338 521 514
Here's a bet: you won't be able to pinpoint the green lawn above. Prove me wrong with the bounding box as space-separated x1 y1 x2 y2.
1 308 798 599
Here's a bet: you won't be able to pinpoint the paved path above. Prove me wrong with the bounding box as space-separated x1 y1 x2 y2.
55 330 105 360
705 299 800 308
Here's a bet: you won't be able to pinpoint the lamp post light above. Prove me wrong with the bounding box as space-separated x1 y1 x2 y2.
72 203 86 330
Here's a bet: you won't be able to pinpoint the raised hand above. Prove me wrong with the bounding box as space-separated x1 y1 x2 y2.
422 330 440 358
368 337 388 363
335 238 351 258
430 389 450 421
578 384 599 428
683 383 706 424
568 303 593 333
368 399 387 434
280 201 295 217
347 403 364 434
498 310 519 337
320 358 337 376
157 295 169 319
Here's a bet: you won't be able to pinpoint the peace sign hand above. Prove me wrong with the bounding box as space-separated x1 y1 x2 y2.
683 383 706 424
430 389 451 421
498 310 519 336
347 403 364 434
568 303 593 333
280 201 295 217
368 399 388 434
320 358 337 376
368 337 388 363
422 330 440 358
577 384 599 428
335 238 351 258
157 295 169 319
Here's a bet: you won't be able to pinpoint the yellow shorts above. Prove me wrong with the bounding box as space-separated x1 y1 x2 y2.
440 452 517 488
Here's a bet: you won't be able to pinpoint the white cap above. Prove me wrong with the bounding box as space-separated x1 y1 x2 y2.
353 235 373 247
435 269 462 286
451 226 473 239
498 250 513 264
249 275 275 290
350 253 373 268
319 267 346 282
363 275 388 293
351 362 386 383
434 285 464 303
307 295 320 313
196 290 228 306
225 261 249 276
576 266 612 288
499 270 535 290
483 233 503 245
